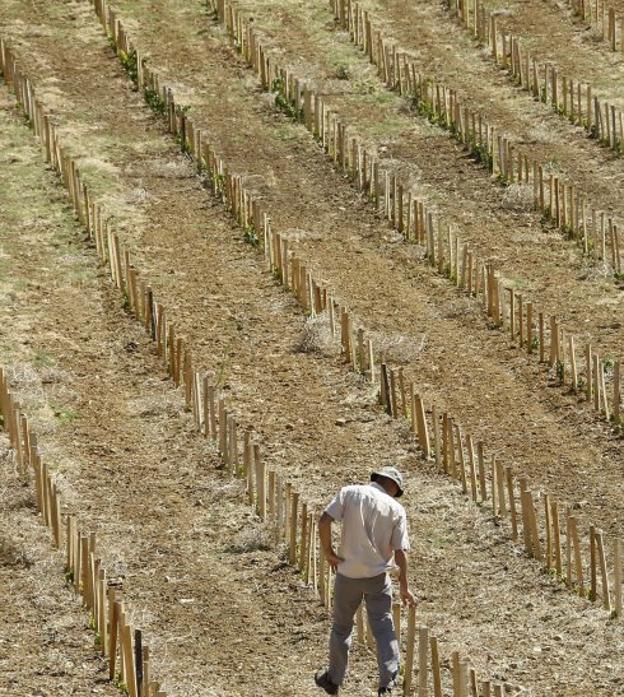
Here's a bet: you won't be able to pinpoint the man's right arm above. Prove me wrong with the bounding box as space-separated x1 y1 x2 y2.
394 548 416 607
319 512 344 571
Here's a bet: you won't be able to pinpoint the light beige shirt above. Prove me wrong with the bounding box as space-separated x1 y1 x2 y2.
324 482 410 579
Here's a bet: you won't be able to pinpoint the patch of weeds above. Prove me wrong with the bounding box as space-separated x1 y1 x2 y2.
555 360 565 384
243 224 260 247
213 172 226 194
271 76 303 121
144 87 166 116
224 528 272 553
53 407 77 425
33 350 55 368
530 335 540 353
114 675 129 695
334 63 351 80
122 292 132 313
562 222 576 240
274 124 298 141
179 133 192 156
472 143 492 169
495 171 509 186
119 49 138 87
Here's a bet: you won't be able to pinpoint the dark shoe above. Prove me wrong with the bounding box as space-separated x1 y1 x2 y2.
314 670 339 695
378 671 397 695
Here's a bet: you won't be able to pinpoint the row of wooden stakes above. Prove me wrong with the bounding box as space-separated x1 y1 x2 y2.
330 0 624 272
0 24 517 696
0 368 163 697
567 0 624 54
96 0 624 626
447 0 624 154
207 0 623 437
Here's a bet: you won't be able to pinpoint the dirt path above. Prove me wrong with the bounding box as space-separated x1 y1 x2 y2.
0 87 121 697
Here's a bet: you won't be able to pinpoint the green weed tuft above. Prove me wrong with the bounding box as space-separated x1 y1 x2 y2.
243 224 260 247
144 87 166 116
119 49 138 87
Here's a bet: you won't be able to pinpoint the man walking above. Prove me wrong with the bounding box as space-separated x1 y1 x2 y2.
314 467 416 696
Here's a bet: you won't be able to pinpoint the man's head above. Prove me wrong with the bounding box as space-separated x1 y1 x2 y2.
370 466 404 498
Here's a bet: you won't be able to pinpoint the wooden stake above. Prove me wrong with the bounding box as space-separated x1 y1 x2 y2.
504 466 518 540
403 604 416 694
596 530 611 610
614 538 622 617
109 592 119 680
477 441 486 502
121 623 138 697
590 525 597 601
466 435 478 502
455 425 468 494
551 499 562 577
415 395 430 457
614 360 621 423
519 479 533 557
418 626 429 697
254 444 265 519
289 491 299 565
430 636 443 697
432 406 441 469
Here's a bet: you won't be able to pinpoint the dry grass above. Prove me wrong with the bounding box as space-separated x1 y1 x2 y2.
501 183 534 212
223 525 272 553
295 311 340 356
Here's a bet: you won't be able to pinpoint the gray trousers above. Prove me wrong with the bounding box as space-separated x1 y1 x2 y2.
328 572 399 689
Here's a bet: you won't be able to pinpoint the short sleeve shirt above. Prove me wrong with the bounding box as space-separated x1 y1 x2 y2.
324 482 410 579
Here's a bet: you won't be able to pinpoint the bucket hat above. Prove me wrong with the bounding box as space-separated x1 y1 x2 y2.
371 466 404 497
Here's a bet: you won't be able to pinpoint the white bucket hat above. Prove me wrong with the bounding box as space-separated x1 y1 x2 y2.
371 466 404 497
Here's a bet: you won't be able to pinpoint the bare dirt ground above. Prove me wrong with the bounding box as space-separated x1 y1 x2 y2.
2 2 624 696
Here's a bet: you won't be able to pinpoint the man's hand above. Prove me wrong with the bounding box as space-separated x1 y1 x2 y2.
326 550 345 572
400 586 417 607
